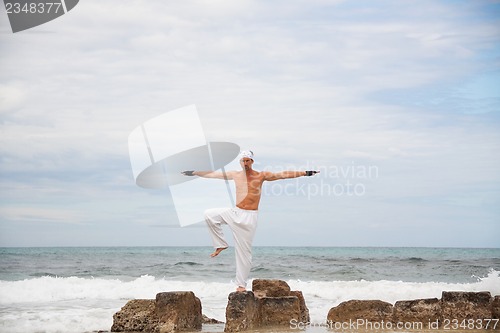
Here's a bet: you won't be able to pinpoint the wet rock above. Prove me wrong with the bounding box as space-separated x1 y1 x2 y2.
224 291 259 332
441 291 492 321
259 296 301 326
327 300 393 323
326 291 497 330
290 290 310 323
111 292 202 333
202 314 224 324
252 279 291 298
224 280 310 332
393 298 441 324
111 299 156 332
492 295 500 319
155 291 202 332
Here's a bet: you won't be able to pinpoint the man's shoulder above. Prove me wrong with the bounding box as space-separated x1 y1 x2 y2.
255 170 270 179
227 170 245 178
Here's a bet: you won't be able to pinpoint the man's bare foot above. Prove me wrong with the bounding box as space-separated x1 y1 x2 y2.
236 286 246 292
210 247 227 257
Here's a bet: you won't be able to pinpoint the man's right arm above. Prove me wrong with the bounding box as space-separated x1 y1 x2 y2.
182 170 234 179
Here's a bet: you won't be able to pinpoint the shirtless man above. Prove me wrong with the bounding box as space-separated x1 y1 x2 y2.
182 150 319 291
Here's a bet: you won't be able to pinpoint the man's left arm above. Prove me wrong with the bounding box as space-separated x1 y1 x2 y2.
264 170 319 181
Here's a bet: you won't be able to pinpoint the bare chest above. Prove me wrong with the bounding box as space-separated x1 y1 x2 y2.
233 173 264 192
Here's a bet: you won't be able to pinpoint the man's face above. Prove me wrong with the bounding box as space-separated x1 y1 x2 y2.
240 158 253 171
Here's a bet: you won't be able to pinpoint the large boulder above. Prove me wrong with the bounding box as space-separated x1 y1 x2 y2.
111 299 156 332
290 290 310 323
224 291 259 332
393 298 441 324
224 279 310 332
441 291 492 321
326 291 498 330
252 279 310 323
111 291 202 333
155 291 202 332
258 296 301 326
492 295 500 319
252 279 291 297
327 300 394 323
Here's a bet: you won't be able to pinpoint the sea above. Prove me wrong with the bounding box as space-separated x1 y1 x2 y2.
0 247 499 333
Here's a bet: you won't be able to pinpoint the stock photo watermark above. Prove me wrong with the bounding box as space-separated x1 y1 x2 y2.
290 318 499 331
3 0 79 33
263 162 379 199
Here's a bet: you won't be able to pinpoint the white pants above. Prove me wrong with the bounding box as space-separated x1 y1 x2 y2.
204 207 258 288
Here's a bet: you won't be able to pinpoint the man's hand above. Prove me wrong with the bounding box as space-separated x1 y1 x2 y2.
181 170 195 176
305 171 320 176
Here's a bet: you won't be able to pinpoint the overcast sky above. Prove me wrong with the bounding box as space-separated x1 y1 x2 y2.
1 0 499 248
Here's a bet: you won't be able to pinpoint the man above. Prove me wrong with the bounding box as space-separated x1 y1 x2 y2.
182 150 319 291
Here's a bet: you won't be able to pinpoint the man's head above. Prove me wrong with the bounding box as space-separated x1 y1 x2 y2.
239 150 254 171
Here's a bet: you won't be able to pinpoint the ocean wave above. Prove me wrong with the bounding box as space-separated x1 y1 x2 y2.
28 272 59 278
349 257 371 262
174 261 203 266
404 257 427 262
0 270 498 333
444 259 463 263
0 269 498 304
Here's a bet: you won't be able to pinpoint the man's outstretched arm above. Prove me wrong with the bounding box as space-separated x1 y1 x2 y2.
264 170 319 181
181 170 234 179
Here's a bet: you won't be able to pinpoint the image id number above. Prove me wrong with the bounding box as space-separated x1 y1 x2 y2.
443 318 499 330
5 2 62 14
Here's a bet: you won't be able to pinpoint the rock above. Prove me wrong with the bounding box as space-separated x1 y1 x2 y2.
111 292 202 333
327 300 393 323
202 314 224 324
111 299 156 332
258 296 301 326
252 279 291 298
155 291 202 332
224 280 310 332
326 291 498 330
290 290 310 323
441 291 492 321
224 291 259 332
252 279 309 322
393 298 441 324
492 295 500 319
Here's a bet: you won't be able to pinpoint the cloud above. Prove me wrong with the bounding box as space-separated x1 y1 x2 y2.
0 0 499 246
0 206 84 224
0 83 26 113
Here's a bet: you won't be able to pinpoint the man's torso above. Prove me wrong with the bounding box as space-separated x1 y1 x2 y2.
232 170 265 210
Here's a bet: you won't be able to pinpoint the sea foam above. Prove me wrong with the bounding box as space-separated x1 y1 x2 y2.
0 270 498 333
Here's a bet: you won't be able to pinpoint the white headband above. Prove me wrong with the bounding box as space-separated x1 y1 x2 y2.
239 150 254 160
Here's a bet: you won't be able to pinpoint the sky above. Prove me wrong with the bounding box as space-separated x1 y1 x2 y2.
0 0 499 248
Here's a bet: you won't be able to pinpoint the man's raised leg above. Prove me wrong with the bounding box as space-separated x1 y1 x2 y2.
204 208 229 257
210 247 227 257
